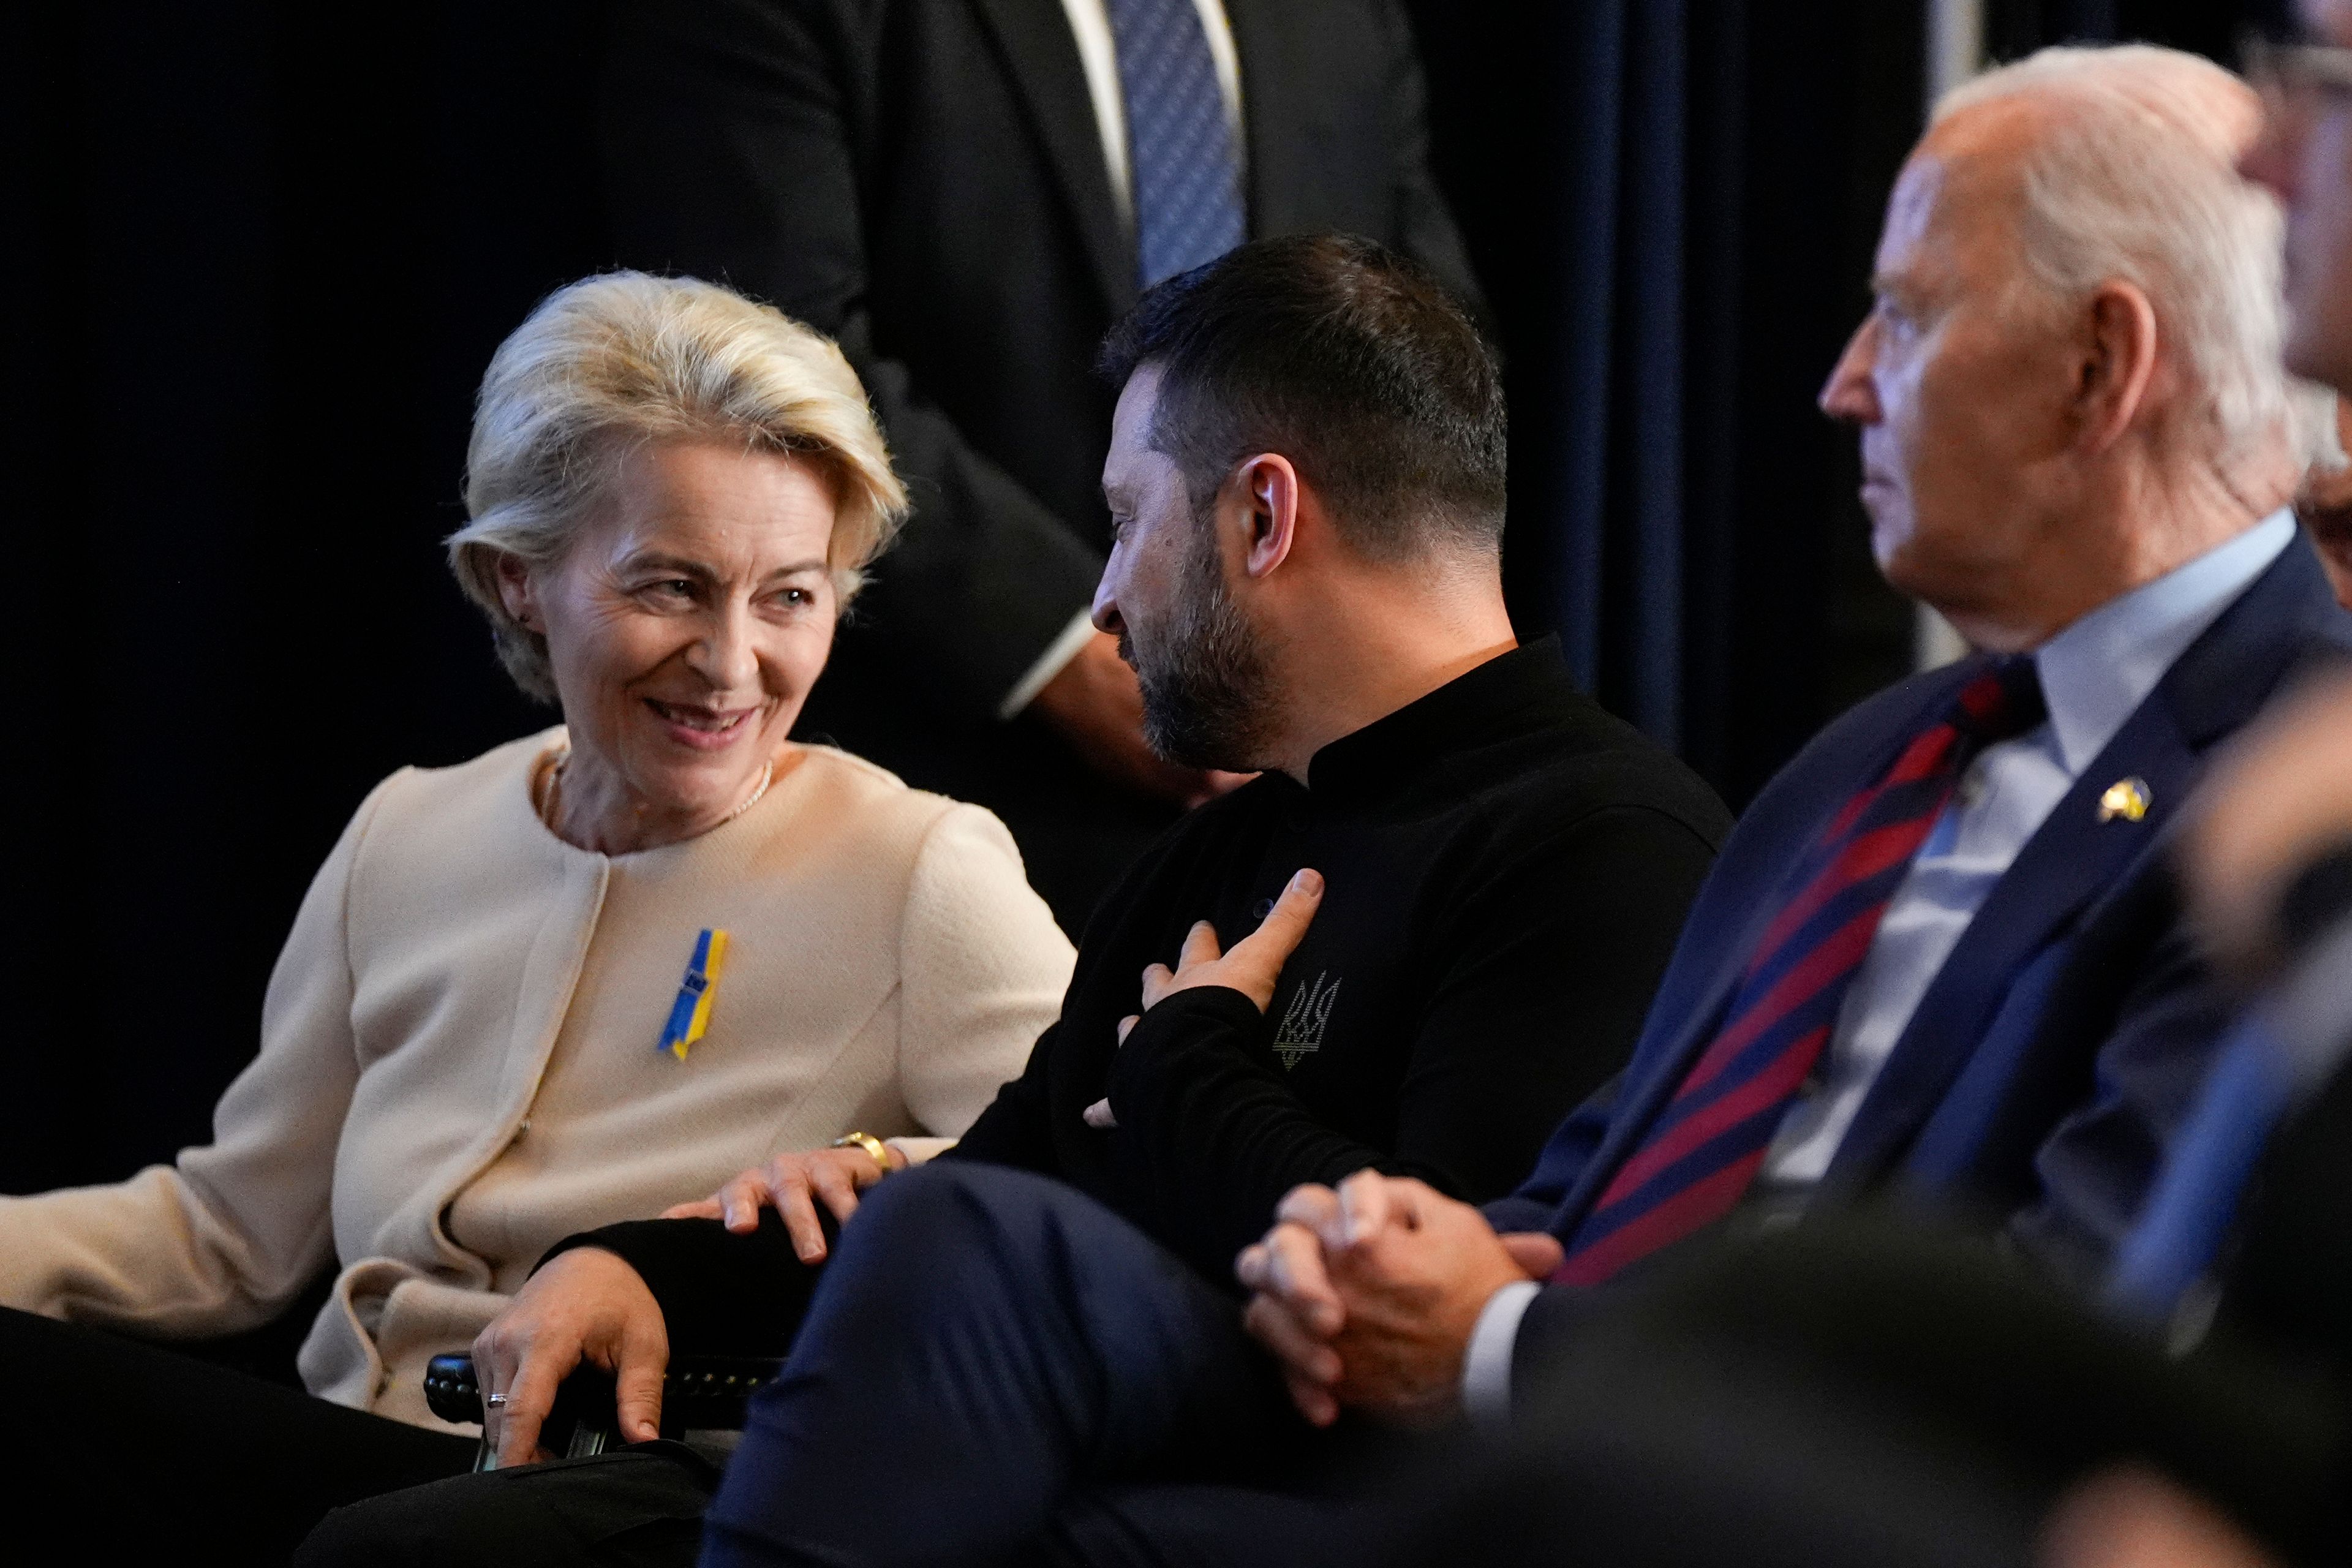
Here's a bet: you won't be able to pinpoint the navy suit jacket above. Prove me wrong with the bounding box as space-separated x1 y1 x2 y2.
1491 538 2352 1376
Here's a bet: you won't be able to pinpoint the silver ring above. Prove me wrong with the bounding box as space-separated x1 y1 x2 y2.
484 1393 510 1409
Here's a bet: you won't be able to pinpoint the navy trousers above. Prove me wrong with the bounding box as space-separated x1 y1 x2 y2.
298 1163 1370 1568
298 1173 2352 1568
704 1161 1368 1567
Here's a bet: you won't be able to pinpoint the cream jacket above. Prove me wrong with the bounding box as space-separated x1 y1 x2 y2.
0 729 1072 1428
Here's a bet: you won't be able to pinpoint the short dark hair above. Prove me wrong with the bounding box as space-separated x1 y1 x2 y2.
1097 233 1506 560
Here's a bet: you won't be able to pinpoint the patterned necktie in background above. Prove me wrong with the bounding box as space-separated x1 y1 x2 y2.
1555 655 2049 1286
1105 0 1245 287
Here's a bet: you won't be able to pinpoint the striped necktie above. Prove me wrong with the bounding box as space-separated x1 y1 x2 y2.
1106 0 1245 287
1555 655 2048 1286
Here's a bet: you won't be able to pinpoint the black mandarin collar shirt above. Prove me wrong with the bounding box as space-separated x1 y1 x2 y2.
948 636 1733 1280
1295 637 1569 805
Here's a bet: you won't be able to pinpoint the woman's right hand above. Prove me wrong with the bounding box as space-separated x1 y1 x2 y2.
474 1246 668 1468
660 1144 902 1261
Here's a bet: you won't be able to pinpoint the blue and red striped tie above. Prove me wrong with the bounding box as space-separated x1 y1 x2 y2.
1554 655 2047 1286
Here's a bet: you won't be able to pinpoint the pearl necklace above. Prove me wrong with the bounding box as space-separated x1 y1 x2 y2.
537 752 777 842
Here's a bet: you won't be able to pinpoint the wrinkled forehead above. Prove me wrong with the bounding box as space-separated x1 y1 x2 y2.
1103 362 1173 502
1875 107 2034 277
1109 363 1166 454
1877 153 1951 270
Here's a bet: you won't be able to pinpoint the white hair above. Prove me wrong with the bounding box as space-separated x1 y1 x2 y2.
1936 45 2292 471
448 272 909 702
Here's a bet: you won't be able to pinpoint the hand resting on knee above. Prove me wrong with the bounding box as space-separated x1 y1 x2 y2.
661 1141 905 1262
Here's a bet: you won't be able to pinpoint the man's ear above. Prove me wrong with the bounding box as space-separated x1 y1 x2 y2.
1229 453 1301 579
2073 279 2162 456
494 551 545 633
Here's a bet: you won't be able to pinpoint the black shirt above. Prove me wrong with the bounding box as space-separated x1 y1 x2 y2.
570 641 1731 1332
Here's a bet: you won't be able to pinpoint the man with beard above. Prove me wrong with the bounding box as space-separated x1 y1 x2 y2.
298 234 1729 1563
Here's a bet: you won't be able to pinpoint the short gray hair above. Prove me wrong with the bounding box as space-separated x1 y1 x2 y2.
1937 45 2291 471
447 272 908 701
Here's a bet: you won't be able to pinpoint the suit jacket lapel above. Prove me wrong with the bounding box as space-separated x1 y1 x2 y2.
1825 537 2352 1186
968 0 1136 315
1554 665 1985 1227
1821 701 2195 1185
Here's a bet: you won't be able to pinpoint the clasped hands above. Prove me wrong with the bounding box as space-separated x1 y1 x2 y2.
1077 863 1559 1430
1236 1170 1563 1429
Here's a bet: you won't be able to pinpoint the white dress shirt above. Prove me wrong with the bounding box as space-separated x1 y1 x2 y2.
1003 0 1246 720
1463 510 2298 1426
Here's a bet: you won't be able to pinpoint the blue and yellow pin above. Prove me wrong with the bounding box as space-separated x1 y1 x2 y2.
2097 777 2152 824
658 929 731 1060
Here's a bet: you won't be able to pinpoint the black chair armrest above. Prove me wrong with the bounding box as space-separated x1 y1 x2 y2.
424 1351 784 1466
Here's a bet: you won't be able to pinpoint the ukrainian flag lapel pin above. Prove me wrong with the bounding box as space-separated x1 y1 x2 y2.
2097 777 2150 824
658 929 731 1060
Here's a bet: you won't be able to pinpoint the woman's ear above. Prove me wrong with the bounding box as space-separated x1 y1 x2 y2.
494 552 543 633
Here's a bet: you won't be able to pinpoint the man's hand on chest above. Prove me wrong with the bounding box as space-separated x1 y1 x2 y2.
1083 870 1326 1128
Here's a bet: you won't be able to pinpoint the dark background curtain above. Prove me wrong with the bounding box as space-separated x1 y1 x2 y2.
1985 0 2291 61
0 0 2294 1195
1409 0 2296 810
1411 1 1926 805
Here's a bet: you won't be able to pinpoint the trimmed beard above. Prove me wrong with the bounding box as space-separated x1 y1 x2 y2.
1131 517 1275 771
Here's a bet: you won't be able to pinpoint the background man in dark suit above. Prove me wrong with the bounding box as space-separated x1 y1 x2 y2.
609 46 2352 1568
599 0 1481 931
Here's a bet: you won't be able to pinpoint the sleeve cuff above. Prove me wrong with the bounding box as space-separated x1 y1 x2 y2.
1103 985 1270 1108
884 1136 957 1166
1461 1278 1542 1431
538 1212 821 1355
995 608 1099 720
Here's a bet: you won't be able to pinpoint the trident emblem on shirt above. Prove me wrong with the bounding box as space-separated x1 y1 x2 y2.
1272 973 1341 1071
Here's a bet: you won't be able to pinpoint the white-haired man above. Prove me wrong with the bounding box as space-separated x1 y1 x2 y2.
460 43 2352 1568
1366 32 2352 1567
1227 38 2350 1440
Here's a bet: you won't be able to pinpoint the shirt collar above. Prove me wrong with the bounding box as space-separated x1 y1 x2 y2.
1299 636 1580 802
2030 508 2296 776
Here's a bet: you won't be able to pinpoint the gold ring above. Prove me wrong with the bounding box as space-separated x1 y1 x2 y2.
831 1131 891 1176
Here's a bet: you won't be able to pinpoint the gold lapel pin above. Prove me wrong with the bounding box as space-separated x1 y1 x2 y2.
2097 777 2150 823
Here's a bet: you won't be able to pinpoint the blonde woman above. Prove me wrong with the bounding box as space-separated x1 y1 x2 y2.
0 273 1072 1556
